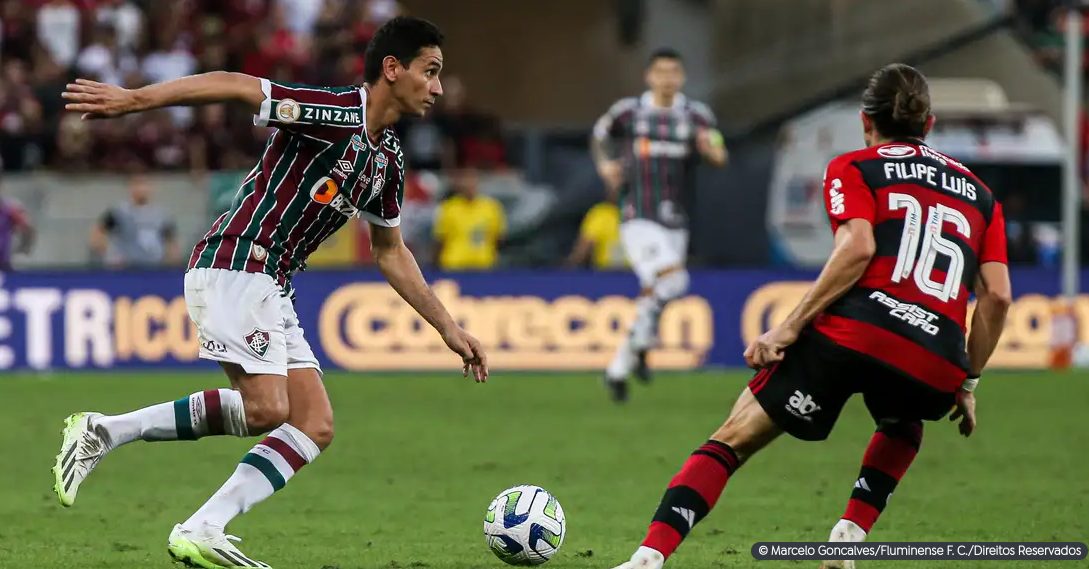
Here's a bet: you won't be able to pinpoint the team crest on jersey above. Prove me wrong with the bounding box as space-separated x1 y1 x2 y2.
244 329 271 359
251 243 267 261
369 153 389 201
275 99 301 123
877 145 917 159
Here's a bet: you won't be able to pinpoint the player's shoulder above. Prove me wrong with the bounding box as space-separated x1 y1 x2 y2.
685 98 716 121
823 147 873 178
606 96 640 115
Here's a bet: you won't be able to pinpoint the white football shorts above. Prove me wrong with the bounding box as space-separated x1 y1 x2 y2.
183 268 320 376
619 218 689 288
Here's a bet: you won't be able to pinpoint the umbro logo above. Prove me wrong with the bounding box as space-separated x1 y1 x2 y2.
671 506 696 530
786 390 821 420
336 159 353 173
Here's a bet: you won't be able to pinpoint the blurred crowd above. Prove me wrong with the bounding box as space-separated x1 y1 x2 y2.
0 0 508 174
1013 0 1089 76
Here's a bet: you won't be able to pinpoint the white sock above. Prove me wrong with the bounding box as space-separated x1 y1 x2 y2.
607 296 664 379
95 389 247 448
184 423 320 531
629 295 664 351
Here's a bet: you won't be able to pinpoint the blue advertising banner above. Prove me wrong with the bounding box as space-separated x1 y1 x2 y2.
0 269 1084 372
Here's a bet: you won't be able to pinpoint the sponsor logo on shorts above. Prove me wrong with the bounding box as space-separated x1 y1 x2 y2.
275 99 301 123
786 389 820 420
868 290 940 336
200 338 227 354
877 144 917 159
244 329 271 359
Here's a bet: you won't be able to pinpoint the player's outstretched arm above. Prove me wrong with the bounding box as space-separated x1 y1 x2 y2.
62 72 265 120
370 224 489 382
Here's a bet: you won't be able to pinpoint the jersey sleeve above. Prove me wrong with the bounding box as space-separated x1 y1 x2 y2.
492 199 507 237
690 101 718 129
823 155 875 231
979 201 1009 265
361 146 404 228
253 79 364 137
592 98 636 141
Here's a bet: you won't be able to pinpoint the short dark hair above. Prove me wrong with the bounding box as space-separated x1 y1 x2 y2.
363 16 444 83
861 63 931 139
648 47 683 67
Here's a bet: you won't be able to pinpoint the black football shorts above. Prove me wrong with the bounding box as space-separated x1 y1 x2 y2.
748 330 957 441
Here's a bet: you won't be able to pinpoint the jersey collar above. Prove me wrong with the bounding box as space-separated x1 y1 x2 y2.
640 90 687 110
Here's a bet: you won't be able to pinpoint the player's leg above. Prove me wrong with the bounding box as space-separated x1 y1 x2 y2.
820 371 953 569
612 333 852 568
629 227 690 383
51 269 279 507
605 221 689 400
170 302 329 569
630 264 689 384
818 419 923 569
623 387 782 568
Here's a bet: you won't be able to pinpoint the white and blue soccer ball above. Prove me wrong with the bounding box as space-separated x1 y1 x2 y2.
483 485 566 565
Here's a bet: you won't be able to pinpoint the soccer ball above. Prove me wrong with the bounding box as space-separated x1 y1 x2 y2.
483 485 566 565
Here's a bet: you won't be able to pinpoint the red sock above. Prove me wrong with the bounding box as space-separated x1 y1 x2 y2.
842 421 922 532
642 440 740 559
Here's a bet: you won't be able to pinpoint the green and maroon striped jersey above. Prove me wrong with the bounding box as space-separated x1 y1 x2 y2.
188 79 405 289
592 91 716 228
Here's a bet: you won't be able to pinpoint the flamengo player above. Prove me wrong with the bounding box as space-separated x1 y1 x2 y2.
611 64 1012 569
53 17 487 569
592 48 727 402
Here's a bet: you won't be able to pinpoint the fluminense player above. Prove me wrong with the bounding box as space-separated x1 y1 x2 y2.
591 48 727 402
610 64 1011 569
53 17 487 569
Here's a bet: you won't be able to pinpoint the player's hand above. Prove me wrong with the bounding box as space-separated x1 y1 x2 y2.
597 159 624 192
950 389 976 437
743 324 799 369
440 325 489 383
62 79 139 120
696 127 727 165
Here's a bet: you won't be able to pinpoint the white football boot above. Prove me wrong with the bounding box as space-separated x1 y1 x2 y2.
52 412 110 506
819 518 867 569
168 523 272 568
610 546 665 569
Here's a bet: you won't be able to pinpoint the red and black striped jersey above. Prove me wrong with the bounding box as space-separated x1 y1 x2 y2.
593 91 716 228
811 141 1008 393
188 80 405 291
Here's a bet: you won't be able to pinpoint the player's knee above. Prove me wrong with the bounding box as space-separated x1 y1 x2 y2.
652 269 689 302
876 418 923 450
300 416 334 450
244 398 290 434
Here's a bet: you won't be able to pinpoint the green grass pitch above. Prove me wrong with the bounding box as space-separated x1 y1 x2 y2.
2 370 1086 568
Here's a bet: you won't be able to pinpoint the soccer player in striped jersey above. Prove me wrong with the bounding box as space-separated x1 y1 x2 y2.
53 17 487 569
610 64 1011 569
592 48 727 402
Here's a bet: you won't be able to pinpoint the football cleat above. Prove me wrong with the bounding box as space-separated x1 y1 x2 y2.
610 546 665 569
53 412 109 507
168 523 272 568
819 518 867 569
604 375 629 403
634 350 652 384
